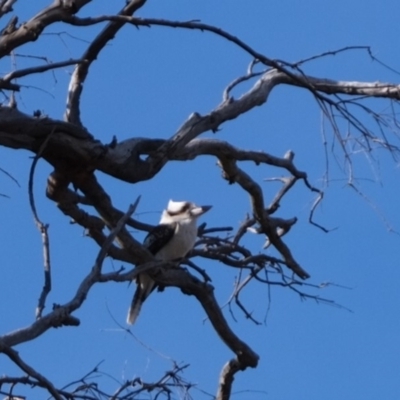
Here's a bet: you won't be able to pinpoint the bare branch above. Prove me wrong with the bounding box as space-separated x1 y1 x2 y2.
291 45 372 67
0 0 92 58
0 202 139 347
63 14 277 66
1 58 85 83
0 8 398 398
70 172 152 264
0 342 62 400
217 359 242 400
28 129 54 319
94 196 142 274
65 0 147 126
0 0 17 19
0 165 20 186
1 63 399 184
218 155 310 279
154 268 260 367
0 360 196 399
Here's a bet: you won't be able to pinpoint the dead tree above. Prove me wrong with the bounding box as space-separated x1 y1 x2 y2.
0 1 399 399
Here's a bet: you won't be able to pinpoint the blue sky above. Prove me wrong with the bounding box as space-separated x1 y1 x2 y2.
1 1 399 399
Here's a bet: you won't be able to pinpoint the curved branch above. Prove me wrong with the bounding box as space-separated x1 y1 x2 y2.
0 0 17 19
1 63 399 181
64 14 277 68
65 0 147 126
218 155 310 279
0 0 91 58
0 342 61 400
1 58 85 84
0 201 138 348
28 130 54 319
144 267 259 400
154 268 259 367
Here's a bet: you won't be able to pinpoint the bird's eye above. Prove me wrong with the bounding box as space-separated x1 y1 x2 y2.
167 202 191 216
181 203 190 212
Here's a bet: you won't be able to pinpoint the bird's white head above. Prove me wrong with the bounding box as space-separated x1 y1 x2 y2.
160 200 212 224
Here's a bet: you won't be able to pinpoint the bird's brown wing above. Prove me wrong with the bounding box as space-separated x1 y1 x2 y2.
143 223 176 255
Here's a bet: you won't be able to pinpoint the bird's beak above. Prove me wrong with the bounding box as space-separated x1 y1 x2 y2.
191 205 212 217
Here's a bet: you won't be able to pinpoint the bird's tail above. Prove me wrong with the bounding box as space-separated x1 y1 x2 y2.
127 274 155 325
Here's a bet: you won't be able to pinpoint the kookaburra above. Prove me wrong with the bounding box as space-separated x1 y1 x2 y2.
127 200 212 325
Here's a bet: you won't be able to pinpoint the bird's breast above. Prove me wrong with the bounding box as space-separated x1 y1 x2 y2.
155 221 197 261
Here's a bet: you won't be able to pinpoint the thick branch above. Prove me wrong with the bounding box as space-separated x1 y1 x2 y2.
154 268 259 368
217 359 242 400
2 63 398 181
70 172 153 264
0 0 16 19
0 0 91 58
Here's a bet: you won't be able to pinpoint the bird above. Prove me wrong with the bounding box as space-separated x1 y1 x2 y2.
127 199 212 325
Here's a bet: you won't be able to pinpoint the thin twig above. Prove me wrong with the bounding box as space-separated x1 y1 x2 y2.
94 196 142 274
28 129 55 319
2 58 85 82
0 341 62 400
